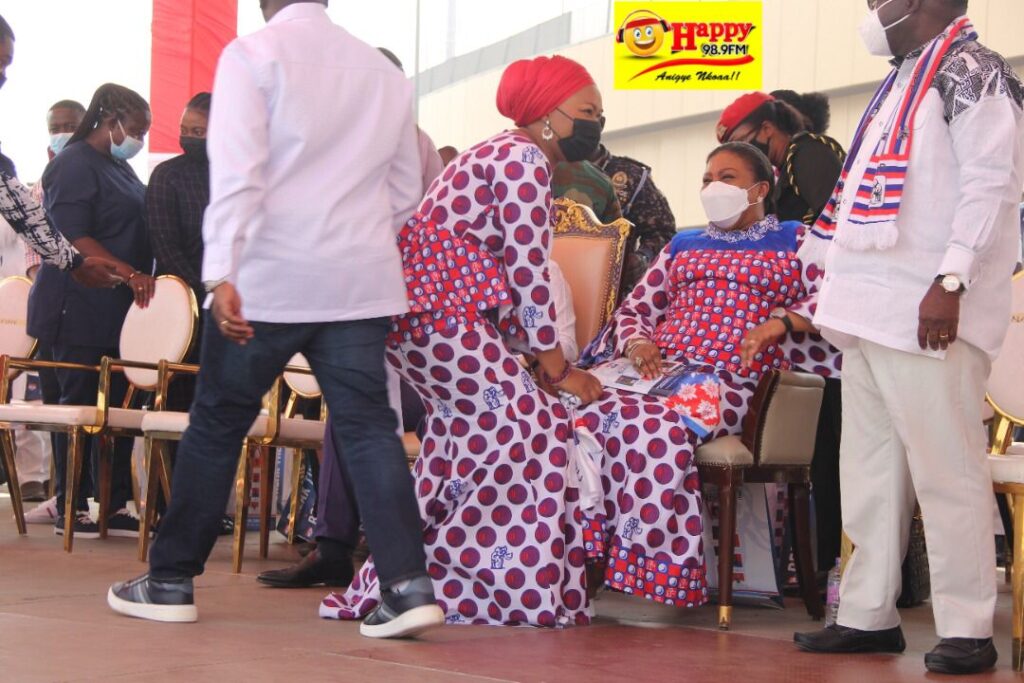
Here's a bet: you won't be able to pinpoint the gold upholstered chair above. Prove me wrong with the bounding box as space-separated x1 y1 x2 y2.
695 369 827 630
0 275 198 550
986 270 1024 670
550 198 632 352
0 276 38 533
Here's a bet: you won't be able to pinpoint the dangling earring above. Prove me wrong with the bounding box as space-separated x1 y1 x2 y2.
541 119 554 141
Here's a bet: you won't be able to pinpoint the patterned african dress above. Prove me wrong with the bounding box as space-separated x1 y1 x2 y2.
321 131 590 627
575 215 840 606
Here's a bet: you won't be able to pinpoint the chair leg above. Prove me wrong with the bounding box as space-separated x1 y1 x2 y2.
0 429 26 535
1013 493 1024 672
287 449 305 545
138 437 160 562
96 435 113 539
232 442 253 574
48 453 56 498
790 481 825 620
716 470 739 630
64 429 84 553
258 446 275 559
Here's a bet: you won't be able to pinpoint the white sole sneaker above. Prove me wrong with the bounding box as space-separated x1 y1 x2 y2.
359 604 444 639
106 529 140 539
106 587 198 623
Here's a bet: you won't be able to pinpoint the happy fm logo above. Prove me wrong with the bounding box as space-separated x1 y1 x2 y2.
614 4 760 87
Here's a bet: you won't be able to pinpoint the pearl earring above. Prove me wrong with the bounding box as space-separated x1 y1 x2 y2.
541 120 554 141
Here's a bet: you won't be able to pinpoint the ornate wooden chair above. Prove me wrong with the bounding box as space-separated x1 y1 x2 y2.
695 370 827 630
0 276 38 533
550 197 632 351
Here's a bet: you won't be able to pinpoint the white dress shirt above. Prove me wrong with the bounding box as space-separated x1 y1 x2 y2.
202 3 421 322
417 128 444 190
816 39 1024 360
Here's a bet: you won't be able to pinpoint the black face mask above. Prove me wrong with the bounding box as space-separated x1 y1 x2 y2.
555 109 602 163
745 131 772 161
180 136 207 163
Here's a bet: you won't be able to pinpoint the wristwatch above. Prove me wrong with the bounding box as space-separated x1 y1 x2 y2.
936 274 966 294
69 251 85 271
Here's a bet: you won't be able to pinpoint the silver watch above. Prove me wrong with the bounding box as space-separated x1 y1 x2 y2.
938 274 965 294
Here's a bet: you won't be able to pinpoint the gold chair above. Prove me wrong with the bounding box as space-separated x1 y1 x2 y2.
134 357 325 568
986 271 1024 670
550 198 632 352
694 370 827 630
0 275 197 551
0 276 38 534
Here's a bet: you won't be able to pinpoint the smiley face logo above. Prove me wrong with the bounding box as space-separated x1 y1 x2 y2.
615 9 670 58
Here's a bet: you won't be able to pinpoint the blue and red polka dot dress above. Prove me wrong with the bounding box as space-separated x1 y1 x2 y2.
323 131 591 627
574 217 840 607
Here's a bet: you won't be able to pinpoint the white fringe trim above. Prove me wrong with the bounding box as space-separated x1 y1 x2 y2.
796 233 832 271
833 222 899 251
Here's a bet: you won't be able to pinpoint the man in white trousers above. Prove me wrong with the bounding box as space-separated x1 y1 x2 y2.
794 0 1024 675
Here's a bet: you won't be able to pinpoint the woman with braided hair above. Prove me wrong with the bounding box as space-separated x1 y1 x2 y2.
27 83 155 539
717 91 846 226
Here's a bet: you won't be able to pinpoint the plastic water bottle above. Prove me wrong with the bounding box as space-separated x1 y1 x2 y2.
825 558 842 627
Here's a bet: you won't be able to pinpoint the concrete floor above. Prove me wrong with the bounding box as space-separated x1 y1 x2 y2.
1 495 1019 682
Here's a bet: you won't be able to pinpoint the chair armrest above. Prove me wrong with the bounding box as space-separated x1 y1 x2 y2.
741 370 825 467
0 354 99 404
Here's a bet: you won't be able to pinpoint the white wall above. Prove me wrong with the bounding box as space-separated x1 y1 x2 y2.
417 0 1024 227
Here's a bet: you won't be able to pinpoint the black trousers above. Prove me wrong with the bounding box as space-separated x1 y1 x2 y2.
811 377 843 572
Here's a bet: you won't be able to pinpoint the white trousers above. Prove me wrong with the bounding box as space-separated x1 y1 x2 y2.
837 338 996 638
11 374 50 485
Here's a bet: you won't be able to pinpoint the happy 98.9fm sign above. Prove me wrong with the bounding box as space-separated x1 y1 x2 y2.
613 1 763 90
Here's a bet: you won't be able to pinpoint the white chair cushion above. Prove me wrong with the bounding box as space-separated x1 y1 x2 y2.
141 411 323 443
989 454 1024 484
108 408 146 431
0 403 97 427
1007 442 1024 455
695 435 754 467
119 276 196 390
0 276 35 362
987 274 1024 420
284 354 320 398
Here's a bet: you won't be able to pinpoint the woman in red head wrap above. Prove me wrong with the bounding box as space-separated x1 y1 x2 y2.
323 56 605 628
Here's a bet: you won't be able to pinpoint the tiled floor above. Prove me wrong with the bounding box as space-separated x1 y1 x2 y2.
0 496 1019 682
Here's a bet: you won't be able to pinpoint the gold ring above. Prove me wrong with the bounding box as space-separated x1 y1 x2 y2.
939 332 950 340
220 320 229 327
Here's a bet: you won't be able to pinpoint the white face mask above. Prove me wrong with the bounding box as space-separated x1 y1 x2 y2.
110 120 144 161
700 181 763 230
858 0 912 58
49 132 73 156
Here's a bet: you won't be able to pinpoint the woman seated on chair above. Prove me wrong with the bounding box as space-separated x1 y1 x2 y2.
320 55 605 628
573 141 841 607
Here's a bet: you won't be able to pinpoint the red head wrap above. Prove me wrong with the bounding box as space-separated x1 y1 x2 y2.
716 92 775 142
496 56 596 128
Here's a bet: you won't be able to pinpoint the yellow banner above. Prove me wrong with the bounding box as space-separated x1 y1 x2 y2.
613 1 763 90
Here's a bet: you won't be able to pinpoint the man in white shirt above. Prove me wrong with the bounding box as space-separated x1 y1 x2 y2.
795 0 1024 675
107 0 443 639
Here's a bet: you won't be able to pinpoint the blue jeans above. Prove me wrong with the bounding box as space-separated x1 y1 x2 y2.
148 312 427 588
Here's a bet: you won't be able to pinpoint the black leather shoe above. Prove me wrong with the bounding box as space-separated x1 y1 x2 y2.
924 638 997 674
794 624 906 654
256 549 353 588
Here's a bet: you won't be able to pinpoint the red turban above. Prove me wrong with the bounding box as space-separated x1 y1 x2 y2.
716 91 774 142
496 56 596 128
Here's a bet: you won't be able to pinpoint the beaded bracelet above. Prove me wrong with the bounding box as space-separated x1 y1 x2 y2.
541 360 573 386
624 336 652 358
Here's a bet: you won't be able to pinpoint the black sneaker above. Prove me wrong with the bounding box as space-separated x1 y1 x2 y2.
107 574 197 623
54 512 100 539
107 509 140 538
794 624 906 654
924 638 998 674
360 575 444 639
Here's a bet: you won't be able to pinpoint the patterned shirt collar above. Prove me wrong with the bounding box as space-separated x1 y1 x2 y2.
705 214 781 243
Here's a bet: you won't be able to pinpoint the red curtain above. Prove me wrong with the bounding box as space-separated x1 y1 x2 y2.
150 0 238 154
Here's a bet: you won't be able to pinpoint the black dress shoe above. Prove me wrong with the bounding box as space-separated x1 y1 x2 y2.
924 638 997 674
257 549 353 588
794 624 906 654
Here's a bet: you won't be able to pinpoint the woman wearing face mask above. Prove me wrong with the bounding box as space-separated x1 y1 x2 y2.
574 142 840 609
27 83 155 539
717 91 846 225
321 55 604 628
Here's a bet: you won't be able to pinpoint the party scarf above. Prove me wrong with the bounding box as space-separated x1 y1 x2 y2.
812 17 976 251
